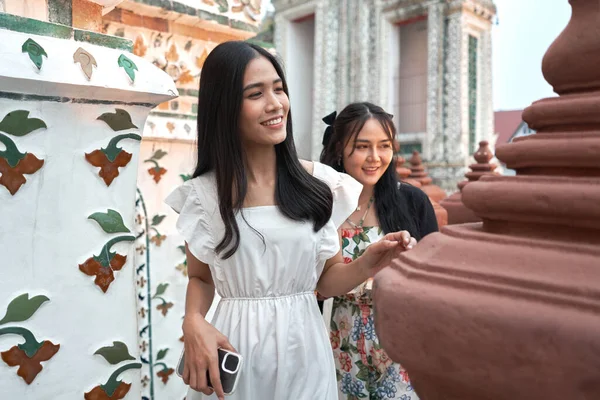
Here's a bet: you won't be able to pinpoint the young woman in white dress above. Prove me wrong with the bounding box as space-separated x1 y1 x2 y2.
165 41 416 400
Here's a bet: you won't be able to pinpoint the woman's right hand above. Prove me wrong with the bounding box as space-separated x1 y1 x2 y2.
182 313 236 400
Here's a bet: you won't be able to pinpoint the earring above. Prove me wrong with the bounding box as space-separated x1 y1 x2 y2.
337 155 342 165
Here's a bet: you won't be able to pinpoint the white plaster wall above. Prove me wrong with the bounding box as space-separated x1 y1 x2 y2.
285 17 315 160
4 0 47 21
134 137 222 398
0 100 150 398
0 24 175 399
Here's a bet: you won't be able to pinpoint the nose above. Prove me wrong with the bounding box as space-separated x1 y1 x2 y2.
367 147 381 162
265 91 283 113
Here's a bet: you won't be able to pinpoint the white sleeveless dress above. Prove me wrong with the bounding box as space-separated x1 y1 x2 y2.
165 162 362 400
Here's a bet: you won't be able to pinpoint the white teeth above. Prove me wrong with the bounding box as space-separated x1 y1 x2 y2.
262 117 282 126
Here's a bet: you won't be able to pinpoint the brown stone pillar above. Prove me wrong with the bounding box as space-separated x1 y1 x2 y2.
440 141 498 224
373 1 600 399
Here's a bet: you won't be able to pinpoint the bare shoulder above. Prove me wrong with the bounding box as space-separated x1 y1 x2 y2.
299 159 314 175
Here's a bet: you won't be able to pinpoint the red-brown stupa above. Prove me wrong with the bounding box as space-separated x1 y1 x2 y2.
373 1 600 398
440 140 498 224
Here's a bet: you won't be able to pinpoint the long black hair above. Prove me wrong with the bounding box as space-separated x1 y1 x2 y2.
193 41 333 258
320 102 421 239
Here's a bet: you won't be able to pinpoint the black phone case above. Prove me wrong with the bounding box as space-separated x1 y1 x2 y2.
207 349 240 394
177 348 241 395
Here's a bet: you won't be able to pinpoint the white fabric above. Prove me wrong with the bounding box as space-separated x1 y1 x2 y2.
165 162 361 400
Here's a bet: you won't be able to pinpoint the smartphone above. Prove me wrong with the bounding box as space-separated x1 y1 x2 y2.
176 348 243 396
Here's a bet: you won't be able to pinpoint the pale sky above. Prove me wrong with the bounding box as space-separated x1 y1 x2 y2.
492 0 571 111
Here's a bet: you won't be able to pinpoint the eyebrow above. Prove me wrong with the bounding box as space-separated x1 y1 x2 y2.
243 78 283 92
355 138 392 143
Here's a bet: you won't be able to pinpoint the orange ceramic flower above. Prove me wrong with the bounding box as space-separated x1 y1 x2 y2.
150 234 167 247
157 367 174 384
156 302 174 316
148 167 167 183
177 68 194 85
0 153 44 195
1 340 59 384
79 254 127 293
85 150 132 186
84 382 131 400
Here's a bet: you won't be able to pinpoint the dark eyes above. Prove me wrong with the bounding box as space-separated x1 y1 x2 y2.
355 144 392 149
248 87 284 99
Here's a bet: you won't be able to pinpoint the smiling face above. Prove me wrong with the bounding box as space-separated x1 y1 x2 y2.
238 55 290 148
342 118 394 188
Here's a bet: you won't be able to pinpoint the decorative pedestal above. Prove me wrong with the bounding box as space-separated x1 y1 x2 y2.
400 152 448 228
0 15 176 399
440 141 498 225
373 1 600 398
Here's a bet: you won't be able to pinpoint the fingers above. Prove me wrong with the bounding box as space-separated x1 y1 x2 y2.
407 237 417 249
219 337 237 353
207 353 225 400
384 231 414 248
196 361 213 396
182 360 190 385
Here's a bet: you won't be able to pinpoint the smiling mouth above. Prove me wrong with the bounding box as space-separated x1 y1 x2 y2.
363 167 380 172
261 117 283 126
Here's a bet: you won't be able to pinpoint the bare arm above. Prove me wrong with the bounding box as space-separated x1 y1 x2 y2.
316 231 415 298
184 244 215 318
181 244 234 400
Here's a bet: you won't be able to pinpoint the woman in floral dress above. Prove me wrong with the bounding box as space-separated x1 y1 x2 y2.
320 102 439 399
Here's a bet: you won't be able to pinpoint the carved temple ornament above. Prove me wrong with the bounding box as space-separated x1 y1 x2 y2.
440 140 499 225
373 0 600 398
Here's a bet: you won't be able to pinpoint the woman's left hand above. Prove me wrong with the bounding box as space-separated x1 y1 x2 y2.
359 230 416 276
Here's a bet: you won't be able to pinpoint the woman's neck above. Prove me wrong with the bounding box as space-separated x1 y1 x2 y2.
358 185 375 206
244 144 277 185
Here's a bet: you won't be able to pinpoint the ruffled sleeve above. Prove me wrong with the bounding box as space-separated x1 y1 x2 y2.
164 180 215 265
312 162 362 262
312 161 362 228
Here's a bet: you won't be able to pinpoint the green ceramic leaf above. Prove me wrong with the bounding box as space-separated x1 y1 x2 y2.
0 294 49 325
103 133 142 162
94 341 136 365
22 38 47 70
180 174 192 182
177 245 186 254
153 283 169 298
0 110 47 136
88 209 131 233
151 215 166 226
150 149 168 160
156 348 169 361
118 54 138 82
97 109 138 131
0 132 27 168
215 0 229 13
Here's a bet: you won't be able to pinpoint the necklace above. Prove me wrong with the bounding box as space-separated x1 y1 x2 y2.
346 196 374 229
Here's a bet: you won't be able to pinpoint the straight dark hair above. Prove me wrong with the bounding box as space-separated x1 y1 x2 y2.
320 102 421 239
193 41 333 258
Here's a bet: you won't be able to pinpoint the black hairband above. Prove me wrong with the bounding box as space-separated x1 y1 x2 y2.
321 111 337 147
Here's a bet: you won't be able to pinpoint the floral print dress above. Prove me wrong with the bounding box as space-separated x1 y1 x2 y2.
330 226 418 400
